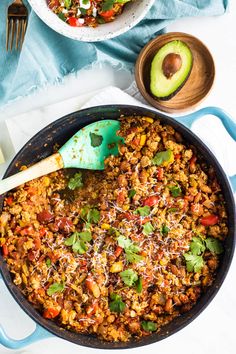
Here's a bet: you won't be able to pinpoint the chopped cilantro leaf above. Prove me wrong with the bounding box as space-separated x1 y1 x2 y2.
120 269 138 287
190 237 206 255
135 277 143 293
141 321 157 332
152 149 173 166
102 0 115 11
68 172 83 190
128 189 136 198
169 185 182 197
64 230 92 254
183 253 204 272
143 222 154 235
205 238 223 254
161 224 170 235
109 293 125 313
47 282 65 296
134 206 150 217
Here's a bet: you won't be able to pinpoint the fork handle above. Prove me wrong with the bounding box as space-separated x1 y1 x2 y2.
0 153 64 196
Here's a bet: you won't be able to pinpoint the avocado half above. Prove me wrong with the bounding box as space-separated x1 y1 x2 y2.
150 40 193 100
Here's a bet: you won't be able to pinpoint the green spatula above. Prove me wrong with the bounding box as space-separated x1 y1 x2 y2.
0 120 122 195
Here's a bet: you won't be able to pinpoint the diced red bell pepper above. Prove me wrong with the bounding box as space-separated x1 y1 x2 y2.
68 17 78 27
100 10 115 18
143 196 159 207
114 246 123 258
199 214 219 226
2 244 8 256
5 196 13 206
190 156 197 168
39 227 47 237
43 308 60 319
175 154 181 160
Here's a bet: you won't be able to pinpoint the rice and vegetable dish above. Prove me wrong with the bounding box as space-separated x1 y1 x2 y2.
0 116 228 342
47 0 133 27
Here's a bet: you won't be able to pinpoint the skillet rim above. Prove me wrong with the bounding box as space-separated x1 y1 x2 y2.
0 104 235 349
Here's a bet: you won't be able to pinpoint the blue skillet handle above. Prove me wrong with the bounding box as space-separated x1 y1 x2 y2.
174 106 236 193
0 275 53 349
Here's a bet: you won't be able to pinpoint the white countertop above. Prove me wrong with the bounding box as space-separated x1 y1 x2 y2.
1 2 236 354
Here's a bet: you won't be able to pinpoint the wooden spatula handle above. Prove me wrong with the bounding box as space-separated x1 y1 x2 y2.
0 153 64 196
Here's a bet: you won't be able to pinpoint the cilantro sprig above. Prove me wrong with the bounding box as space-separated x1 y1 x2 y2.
117 236 144 263
80 206 100 224
120 269 143 293
64 230 92 254
101 0 115 11
68 172 83 190
141 321 157 332
134 206 150 217
109 293 126 313
184 236 223 273
47 282 65 296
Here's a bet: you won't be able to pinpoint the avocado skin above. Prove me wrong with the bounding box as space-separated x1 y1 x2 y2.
154 61 193 101
150 40 193 101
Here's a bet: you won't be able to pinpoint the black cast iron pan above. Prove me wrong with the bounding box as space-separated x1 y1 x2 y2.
0 105 235 349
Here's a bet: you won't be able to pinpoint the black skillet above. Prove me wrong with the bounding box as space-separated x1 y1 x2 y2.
0 105 235 349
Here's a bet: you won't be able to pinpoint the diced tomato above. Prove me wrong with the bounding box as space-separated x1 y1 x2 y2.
86 300 99 316
37 210 54 223
28 250 38 261
5 196 13 206
184 195 194 202
143 196 159 207
139 217 151 225
199 214 219 226
34 237 41 250
132 137 140 147
2 244 8 256
121 212 137 221
43 308 60 319
157 168 164 181
55 217 73 233
47 252 59 263
20 226 34 236
68 17 78 27
100 10 115 18
114 246 123 258
190 156 197 168
26 186 37 196
175 154 181 160
39 227 47 237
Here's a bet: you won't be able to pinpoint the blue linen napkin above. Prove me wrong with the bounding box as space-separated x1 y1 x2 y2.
0 0 228 107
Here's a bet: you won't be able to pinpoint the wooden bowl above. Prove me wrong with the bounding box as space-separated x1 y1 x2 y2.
135 32 215 113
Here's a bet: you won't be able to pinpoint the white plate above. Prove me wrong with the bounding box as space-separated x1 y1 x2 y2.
28 0 155 42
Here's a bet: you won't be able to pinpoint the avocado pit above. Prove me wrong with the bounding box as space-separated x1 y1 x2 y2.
162 53 182 79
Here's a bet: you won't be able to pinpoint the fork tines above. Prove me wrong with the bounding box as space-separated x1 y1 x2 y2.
6 2 28 52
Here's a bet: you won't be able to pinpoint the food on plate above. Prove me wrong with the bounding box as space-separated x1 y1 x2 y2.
150 40 193 100
47 0 133 27
0 116 227 342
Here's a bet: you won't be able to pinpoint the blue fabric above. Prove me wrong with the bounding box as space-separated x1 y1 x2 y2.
0 0 228 107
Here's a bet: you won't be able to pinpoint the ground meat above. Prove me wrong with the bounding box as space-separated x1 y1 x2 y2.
0 116 227 342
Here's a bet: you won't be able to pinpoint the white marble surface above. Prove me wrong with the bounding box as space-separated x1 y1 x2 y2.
1 2 236 354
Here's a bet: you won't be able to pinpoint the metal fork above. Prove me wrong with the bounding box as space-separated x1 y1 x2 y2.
6 0 28 52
